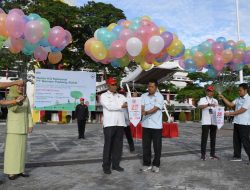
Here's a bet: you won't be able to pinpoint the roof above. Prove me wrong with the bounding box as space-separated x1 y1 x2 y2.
122 61 183 84
169 100 196 110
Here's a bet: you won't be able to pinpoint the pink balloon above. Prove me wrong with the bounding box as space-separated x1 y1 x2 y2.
212 42 224 54
207 39 215 44
10 38 24 52
100 58 111 65
145 52 157 63
34 46 48 61
135 26 152 45
147 24 160 36
24 20 43 44
178 59 185 69
48 26 66 48
9 9 24 16
109 40 127 58
6 12 25 38
213 54 224 71
140 19 154 27
227 40 236 47
0 8 5 14
57 30 72 49
119 29 133 42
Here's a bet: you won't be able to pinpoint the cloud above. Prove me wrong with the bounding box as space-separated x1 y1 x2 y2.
76 0 250 48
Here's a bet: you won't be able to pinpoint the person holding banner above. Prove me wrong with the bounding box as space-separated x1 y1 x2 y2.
219 83 250 163
0 80 24 106
100 77 127 174
119 88 135 152
75 98 89 139
198 86 219 161
140 80 164 173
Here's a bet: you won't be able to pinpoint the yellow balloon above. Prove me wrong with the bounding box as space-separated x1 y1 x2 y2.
153 60 163 66
107 23 117 31
167 39 183 56
140 61 154 70
246 46 250 51
159 27 166 34
134 55 143 64
141 15 151 21
90 41 107 60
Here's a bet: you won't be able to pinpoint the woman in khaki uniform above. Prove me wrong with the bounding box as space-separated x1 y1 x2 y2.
4 85 33 180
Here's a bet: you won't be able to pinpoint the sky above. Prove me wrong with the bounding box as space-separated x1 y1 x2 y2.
72 0 250 48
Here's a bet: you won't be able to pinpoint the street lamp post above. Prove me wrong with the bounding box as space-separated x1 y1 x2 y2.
235 0 244 83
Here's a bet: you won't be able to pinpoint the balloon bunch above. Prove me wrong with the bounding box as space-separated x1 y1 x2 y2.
84 16 185 70
0 8 72 64
180 37 250 78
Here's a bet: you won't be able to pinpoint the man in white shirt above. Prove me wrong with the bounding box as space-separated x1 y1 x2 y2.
100 77 127 174
219 83 250 162
198 86 219 161
140 80 164 173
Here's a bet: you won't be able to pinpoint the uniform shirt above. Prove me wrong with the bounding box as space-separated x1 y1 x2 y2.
100 91 127 128
232 94 250 125
198 96 218 125
141 92 164 129
75 104 89 120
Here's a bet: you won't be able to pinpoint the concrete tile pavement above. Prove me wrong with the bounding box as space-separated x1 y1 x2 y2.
0 122 249 190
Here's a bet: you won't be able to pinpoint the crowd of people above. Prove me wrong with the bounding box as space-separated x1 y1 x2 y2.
0 78 249 179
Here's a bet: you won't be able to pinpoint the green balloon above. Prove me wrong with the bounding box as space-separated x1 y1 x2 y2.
119 56 130 67
204 51 214 65
39 18 50 38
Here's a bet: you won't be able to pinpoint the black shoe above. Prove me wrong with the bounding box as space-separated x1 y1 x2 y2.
201 155 206 161
19 173 30 177
8 175 18 180
103 169 111 174
112 166 124 172
129 146 135 152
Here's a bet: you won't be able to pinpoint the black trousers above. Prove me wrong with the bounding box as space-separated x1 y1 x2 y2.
102 126 124 170
124 126 134 150
77 119 86 138
142 128 162 167
201 125 217 156
233 124 250 160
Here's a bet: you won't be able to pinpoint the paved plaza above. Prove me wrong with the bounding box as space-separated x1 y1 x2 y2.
0 122 249 190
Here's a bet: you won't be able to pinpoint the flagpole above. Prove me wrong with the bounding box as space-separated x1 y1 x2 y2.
235 0 244 83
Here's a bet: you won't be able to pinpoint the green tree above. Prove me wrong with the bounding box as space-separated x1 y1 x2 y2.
70 91 83 105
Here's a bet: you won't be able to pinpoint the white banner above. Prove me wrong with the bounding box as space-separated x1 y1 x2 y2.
34 69 96 111
215 106 225 129
127 97 141 127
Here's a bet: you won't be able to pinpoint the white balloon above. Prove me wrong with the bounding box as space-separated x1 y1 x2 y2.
148 35 164 54
126 37 142 57
94 29 99 39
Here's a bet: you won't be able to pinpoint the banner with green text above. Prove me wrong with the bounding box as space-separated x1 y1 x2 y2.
34 69 96 111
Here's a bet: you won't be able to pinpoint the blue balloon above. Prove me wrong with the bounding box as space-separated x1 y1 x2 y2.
99 31 117 49
184 59 196 72
51 46 64 52
207 68 217 78
111 60 120 68
39 39 50 47
24 41 38 52
198 41 211 53
112 25 123 36
128 22 140 32
216 37 227 44
190 46 199 56
28 13 41 21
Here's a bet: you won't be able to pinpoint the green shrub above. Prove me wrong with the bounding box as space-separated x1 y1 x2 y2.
179 112 186 122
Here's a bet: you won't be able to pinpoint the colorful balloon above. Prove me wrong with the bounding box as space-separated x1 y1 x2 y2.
126 37 142 57
24 20 44 44
148 36 164 54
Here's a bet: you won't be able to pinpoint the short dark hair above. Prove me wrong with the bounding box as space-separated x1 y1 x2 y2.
239 83 248 90
148 80 158 87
